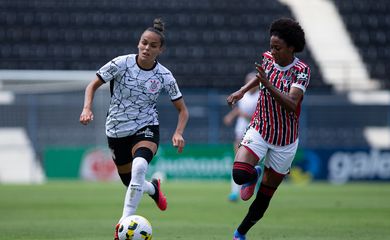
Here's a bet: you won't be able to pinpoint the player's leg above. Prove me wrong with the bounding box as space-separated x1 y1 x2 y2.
108 136 133 187
236 167 285 235
229 177 240 202
233 147 262 201
132 142 167 211
232 127 266 201
120 141 158 220
131 126 167 210
234 140 298 237
107 136 133 240
229 139 242 202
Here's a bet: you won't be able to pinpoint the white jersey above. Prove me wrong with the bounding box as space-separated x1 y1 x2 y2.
97 54 182 138
235 91 258 139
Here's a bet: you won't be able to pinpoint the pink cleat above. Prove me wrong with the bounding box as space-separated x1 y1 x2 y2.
240 166 262 201
150 178 167 211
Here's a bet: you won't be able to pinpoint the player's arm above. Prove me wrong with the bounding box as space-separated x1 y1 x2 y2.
226 76 258 106
223 107 239 126
171 98 189 153
80 76 104 125
255 63 303 113
238 109 253 120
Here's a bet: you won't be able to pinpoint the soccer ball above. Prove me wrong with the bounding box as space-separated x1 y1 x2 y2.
118 215 153 240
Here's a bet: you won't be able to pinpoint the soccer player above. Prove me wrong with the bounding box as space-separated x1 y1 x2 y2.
223 71 258 202
79 18 189 240
227 18 310 240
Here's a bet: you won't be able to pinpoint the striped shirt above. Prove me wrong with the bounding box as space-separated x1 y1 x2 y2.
250 51 310 146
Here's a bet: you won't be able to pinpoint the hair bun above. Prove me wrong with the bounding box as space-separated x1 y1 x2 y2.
153 18 165 32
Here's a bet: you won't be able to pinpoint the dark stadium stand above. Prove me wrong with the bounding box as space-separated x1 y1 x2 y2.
6 0 389 161
0 0 328 90
332 0 390 88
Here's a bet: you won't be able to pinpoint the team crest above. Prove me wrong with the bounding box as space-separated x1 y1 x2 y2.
281 75 292 86
146 79 161 93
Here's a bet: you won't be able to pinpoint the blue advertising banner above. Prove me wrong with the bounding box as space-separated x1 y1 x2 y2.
293 149 390 184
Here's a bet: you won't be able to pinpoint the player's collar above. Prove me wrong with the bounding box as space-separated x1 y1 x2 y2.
135 55 158 71
273 57 298 71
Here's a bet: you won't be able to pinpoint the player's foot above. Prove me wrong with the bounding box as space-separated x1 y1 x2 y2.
240 165 262 201
114 223 120 240
150 178 167 211
233 229 246 240
228 192 239 202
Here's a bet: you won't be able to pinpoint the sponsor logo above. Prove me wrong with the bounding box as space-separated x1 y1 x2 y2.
328 149 390 184
136 127 154 138
297 72 308 81
102 65 118 78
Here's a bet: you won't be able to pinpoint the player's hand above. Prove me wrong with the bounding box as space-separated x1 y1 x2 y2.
226 89 244 107
255 62 268 86
172 132 185 153
80 108 94 125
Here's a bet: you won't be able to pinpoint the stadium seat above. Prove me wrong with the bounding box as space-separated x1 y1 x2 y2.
332 0 390 87
0 0 328 90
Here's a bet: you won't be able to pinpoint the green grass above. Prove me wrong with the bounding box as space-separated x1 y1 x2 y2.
0 181 389 240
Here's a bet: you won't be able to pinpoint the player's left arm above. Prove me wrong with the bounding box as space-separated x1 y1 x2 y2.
171 98 189 153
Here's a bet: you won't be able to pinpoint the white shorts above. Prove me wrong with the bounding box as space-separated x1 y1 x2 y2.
240 127 299 175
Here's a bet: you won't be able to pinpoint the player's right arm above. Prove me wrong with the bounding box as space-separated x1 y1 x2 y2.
226 75 258 107
80 76 104 125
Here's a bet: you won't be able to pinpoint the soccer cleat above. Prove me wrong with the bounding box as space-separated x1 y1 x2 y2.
233 229 246 240
150 178 167 211
240 165 262 201
114 223 120 240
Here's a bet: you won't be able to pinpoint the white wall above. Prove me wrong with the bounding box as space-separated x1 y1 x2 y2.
0 128 45 184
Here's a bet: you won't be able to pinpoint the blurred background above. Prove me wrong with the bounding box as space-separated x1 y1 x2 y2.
1 0 389 184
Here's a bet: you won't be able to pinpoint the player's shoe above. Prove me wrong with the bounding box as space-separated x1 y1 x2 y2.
150 178 167 211
228 192 239 202
240 165 262 201
114 223 120 240
233 229 246 240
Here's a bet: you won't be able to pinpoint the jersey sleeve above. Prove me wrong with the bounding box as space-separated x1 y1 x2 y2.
163 74 182 101
96 55 127 83
292 65 310 93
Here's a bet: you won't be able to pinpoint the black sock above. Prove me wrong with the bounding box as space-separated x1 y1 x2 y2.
237 184 277 234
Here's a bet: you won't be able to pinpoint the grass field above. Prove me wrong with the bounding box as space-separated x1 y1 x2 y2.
0 180 389 240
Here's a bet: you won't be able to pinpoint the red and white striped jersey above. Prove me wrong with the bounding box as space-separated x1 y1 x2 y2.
250 51 310 146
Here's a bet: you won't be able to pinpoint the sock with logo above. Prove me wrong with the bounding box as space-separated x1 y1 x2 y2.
119 157 148 222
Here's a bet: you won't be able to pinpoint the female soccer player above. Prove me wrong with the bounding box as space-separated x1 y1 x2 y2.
79 18 189 240
223 71 258 202
227 18 310 240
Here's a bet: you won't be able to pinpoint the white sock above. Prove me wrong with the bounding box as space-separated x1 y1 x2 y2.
119 157 148 222
143 181 155 195
231 177 240 194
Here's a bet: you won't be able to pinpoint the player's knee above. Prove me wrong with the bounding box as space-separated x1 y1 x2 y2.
133 147 154 163
232 162 256 185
